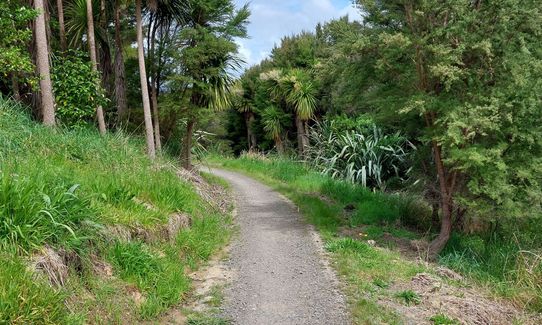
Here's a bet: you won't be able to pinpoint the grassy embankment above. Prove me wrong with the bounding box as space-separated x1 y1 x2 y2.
206 153 541 324
0 97 232 324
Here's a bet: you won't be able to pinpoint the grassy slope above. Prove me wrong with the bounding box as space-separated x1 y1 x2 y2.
0 98 231 324
206 154 540 324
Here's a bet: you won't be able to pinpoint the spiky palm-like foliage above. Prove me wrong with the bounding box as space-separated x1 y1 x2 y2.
307 120 415 190
262 105 290 146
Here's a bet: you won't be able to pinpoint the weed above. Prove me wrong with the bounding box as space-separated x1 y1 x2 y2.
187 315 230 325
373 278 390 289
395 290 421 306
430 313 460 324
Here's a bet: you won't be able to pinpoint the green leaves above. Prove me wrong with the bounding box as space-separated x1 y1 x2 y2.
51 51 108 127
307 119 414 190
0 1 37 81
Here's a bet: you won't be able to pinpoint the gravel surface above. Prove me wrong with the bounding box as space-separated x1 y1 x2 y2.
209 168 350 325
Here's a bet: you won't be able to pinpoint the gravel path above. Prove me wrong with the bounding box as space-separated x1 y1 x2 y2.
209 168 349 325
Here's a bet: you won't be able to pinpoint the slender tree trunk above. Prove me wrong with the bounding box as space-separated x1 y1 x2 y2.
56 0 66 52
113 0 127 123
295 114 307 158
181 118 195 169
151 86 162 151
86 0 107 135
427 141 454 258
245 111 256 151
303 120 309 149
275 137 284 155
136 0 156 159
98 0 113 99
34 0 55 126
149 21 162 151
11 74 20 101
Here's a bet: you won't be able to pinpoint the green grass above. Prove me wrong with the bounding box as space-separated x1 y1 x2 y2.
430 313 460 325
0 97 232 322
395 290 421 306
0 254 71 324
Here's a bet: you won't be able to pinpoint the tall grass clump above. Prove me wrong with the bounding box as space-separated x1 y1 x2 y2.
0 254 69 324
441 231 542 312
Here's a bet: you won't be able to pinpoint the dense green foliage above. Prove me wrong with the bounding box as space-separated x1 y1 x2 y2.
52 51 108 126
222 0 542 258
0 1 36 81
0 97 231 322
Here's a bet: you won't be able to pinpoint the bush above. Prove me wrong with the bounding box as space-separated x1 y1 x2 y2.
307 119 415 190
52 51 108 127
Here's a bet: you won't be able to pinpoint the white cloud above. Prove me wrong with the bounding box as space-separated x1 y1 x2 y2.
233 0 361 67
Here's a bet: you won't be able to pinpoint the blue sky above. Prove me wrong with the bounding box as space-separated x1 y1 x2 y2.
232 0 361 67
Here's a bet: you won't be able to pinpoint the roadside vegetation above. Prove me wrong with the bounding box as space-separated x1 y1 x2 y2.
0 97 232 323
207 154 541 323
214 0 542 322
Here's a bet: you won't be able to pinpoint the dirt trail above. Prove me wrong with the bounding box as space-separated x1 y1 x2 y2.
208 168 349 325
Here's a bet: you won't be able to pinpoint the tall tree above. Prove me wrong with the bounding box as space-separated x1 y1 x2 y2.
175 0 250 169
263 69 317 157
146 0 189 151
136 0 156 159
34 0 56 126
86 0 106 134
353 0 542 257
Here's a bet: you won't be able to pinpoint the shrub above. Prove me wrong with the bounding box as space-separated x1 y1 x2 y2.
307 119 415 190
52 51 108 127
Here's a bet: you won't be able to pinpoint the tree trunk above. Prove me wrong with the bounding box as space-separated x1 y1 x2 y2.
303 120 310 149
181 118 195 169
295 114 307 158
56 0 66 52
275 137 284 155
86 0 106 135
11 74 20 101
427 141 454 258
149 21 162 151
113 0 127 123
136 0 156 159
246 112 256 152
34 0 55 126
151 86 162 151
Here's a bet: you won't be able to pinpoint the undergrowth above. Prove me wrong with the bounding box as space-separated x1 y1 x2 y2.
0 97 231 322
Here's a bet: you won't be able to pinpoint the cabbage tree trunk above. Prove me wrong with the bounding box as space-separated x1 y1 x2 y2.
86 0 106 135
136 0 156 159
56 0 66 52
181 118 195 169
295 115 308 158
34 0 55 126
245 111 256 152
